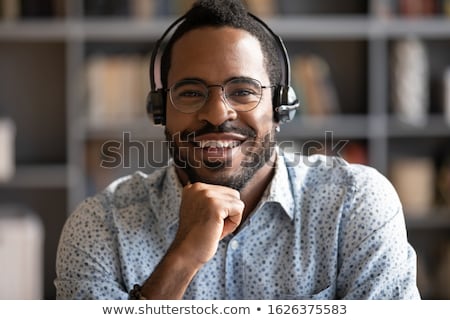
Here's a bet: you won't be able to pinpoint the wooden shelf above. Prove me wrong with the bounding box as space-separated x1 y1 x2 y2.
82 114 370 140
280 114 370 139
388 115 450 138
0 165 67 189
406 209 450 230
80 113 450 142
2 17 450 41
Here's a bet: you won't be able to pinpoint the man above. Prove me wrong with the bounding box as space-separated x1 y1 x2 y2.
55 0 420 299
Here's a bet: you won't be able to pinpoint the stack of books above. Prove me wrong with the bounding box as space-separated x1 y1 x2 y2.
85 54 148 126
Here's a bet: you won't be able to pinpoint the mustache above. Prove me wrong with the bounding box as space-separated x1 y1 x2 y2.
179 121 256 141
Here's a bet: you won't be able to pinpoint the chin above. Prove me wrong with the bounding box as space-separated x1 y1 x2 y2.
182 154 265 191
167 125 277 190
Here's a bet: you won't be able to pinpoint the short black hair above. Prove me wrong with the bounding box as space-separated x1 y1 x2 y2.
159 0 281 90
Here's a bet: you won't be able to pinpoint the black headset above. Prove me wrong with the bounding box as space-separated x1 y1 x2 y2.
146 12 299 126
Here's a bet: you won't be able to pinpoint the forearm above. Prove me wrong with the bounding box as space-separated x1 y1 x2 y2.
139 247 202 299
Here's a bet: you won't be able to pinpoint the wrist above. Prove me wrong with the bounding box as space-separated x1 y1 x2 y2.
136 247 203 299
166 242 206 272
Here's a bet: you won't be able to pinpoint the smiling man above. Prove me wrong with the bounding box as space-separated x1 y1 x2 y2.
55 0 421 300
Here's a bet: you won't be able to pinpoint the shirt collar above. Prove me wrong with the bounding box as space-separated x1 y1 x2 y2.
263 150 296 220
156 150 296 231
156 163 184 231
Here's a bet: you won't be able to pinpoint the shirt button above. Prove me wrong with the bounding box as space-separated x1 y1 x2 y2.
230 240 239 250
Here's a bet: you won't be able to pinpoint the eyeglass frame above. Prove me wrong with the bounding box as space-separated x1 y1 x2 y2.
165 77 274 113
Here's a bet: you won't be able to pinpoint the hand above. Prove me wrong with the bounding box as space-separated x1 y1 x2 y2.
169 182 245 268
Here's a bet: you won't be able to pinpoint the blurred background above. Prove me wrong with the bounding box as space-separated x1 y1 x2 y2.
0 0 449 299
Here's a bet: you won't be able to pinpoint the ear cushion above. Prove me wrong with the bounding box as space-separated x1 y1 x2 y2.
273 85 299 123
147 90 166 125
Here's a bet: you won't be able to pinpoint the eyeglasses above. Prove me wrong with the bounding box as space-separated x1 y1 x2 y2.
167 77 272 113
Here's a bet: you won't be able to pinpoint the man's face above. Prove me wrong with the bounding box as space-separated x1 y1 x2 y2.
165 26 276 190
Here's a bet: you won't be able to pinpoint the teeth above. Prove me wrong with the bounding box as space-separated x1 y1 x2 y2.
196 140 241 148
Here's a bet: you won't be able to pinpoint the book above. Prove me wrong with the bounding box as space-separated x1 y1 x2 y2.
0 206 44 299
0 117 15 182
244 0 277 17
371 0 397 18
390 157 435 216
291 54 340 116
372 0 445 17
444 0 450 16
130 0 156 20
2 0 20 20
52 0 65 17
85 54 148 126
398 0 437 17
342 142 368 165
169 0 196 15
444 66 450 125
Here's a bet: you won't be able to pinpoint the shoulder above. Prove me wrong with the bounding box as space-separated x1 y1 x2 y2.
67 169 168 226
282 153 402 223
283 153 396 196
102 169 167 208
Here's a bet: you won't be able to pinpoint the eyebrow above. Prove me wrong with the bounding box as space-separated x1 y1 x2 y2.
172 76 256 86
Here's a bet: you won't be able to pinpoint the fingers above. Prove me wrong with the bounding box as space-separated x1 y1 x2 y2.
220 203 244 239
174 182 245 265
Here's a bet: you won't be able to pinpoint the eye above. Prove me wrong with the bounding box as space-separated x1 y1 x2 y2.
228 88 256 97
172 81 207 100
178 90 205 98
169 80 208 111
226 78 262 101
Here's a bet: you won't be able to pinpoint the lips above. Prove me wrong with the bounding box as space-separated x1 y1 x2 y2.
188 133 247 164
191 133 246 150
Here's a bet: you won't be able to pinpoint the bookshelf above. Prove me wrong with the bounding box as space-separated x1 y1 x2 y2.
0 0 449 299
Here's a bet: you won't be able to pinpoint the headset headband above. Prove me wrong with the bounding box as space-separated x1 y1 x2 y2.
149 14 187 92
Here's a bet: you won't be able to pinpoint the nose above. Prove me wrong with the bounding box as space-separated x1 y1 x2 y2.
197 85 237 126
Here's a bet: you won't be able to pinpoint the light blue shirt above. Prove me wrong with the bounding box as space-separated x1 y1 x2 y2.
55 152 421 299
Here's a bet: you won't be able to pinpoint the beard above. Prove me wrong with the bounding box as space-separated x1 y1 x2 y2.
165 122 276 191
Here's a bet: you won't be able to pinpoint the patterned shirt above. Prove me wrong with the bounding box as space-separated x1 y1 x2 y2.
55 152 421 299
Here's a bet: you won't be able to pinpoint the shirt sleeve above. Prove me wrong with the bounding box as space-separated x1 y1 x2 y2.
336 166 421 299
54 196 129 300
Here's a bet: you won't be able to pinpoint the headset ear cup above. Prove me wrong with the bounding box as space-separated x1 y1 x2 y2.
285 86 299 107
272 85 282 122
273 86 299 124
147 90 166 125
